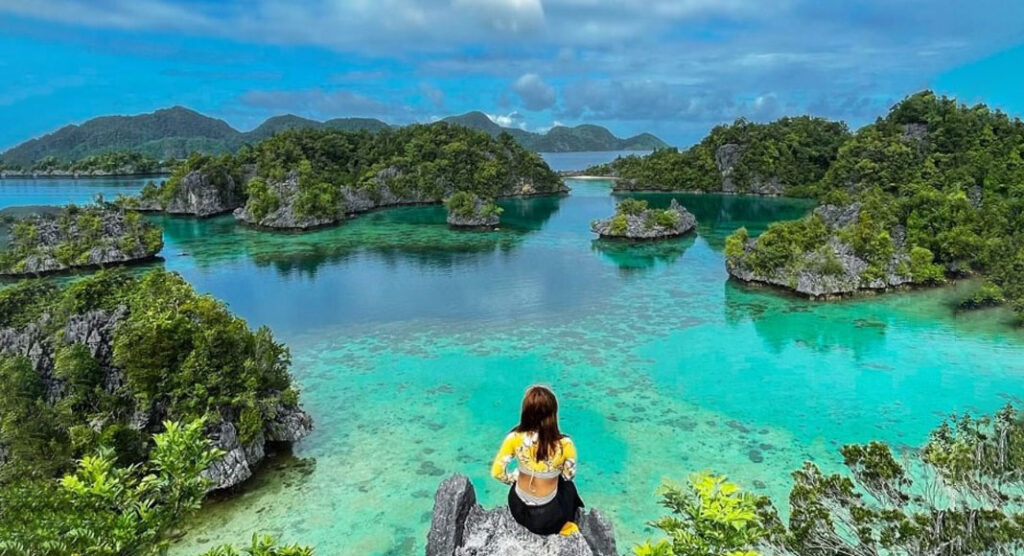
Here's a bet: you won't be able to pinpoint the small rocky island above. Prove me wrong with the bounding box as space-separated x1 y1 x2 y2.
126 124 568 231
427 475 617 556
591 198 697 240
123 154 249 217
0 204 163 276
445 191 502 228
725 203 944 298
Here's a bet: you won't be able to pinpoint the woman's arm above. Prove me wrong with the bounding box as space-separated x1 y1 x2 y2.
560 437 577 481
490 433 520 485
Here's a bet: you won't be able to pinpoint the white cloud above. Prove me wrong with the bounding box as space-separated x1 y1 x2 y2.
512 73 556 111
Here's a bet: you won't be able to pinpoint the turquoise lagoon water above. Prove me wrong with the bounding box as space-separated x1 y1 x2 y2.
3 179 1024 554
0 176 151 209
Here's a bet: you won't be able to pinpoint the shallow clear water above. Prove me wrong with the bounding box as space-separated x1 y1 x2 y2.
3 179 1023 554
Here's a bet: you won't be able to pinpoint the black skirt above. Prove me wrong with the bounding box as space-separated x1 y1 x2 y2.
507 476 585 535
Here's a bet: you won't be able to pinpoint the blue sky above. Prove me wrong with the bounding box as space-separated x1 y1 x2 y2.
1 0 1023 150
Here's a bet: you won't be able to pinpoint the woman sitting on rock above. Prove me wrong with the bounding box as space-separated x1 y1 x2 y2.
491 385 583 536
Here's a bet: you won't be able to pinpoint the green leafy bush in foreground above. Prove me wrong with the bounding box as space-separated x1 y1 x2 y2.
0 420 313 556
638 404 1024 556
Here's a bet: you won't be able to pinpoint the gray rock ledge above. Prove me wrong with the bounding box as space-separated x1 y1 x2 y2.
426 474 618 556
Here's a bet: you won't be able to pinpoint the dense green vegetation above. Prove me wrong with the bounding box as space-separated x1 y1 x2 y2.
11 151 163 174
726 91 1024 315
0 204 163 275
444 191 502 220
0 270 309 552
594 116 849 194
638 404 1024 556
599 198 682 235
232 123 560 222
0 270 299 478
0 419 313 555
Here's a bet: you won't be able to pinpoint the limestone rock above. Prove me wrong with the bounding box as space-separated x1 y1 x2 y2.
713 143 786 196
0 308 311 491
447 198 501 228
727 204 913 298
426 474 617 556
164 169 246 217
0 207 162 277
591 198 697 240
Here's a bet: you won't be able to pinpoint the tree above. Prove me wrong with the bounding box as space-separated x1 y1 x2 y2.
635 473 767 556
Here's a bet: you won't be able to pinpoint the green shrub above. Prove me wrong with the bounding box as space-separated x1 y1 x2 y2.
616 198 648 216
908 246 946 284
609 214 629 235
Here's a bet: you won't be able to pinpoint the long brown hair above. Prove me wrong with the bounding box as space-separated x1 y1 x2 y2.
514 385 563 461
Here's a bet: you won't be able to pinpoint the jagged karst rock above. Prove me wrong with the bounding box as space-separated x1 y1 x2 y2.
726 203 913 298
714 143 785 196
591 199 697 240
0 208 163 277
0 308 311 490
814 202 861 230
427 474 617 556
136 168 248 217
447 197 501 228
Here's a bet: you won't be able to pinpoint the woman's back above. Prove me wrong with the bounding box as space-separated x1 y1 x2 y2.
490 385 583 537
491 431 577 484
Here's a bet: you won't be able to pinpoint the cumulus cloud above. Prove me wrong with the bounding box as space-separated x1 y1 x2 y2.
451 0 545 33
3 0 1024 144
512 73 556 111
486 111 526 129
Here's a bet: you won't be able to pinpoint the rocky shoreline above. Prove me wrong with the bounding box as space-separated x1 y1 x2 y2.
427 475 617 556
725 203 918 299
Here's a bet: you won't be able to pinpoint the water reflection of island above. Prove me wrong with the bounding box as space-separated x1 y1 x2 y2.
155 195 563 277
723 280 889 357
613 192 814 250
591 235 695 275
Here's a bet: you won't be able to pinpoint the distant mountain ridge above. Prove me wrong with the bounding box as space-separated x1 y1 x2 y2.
442 111 667 152
1 107 667 167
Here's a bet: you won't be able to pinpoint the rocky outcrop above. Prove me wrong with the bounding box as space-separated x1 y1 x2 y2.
726 203 914 298
715 143 785 196
427 475 618 556
134 168 248 217
236 167 567 231
591 199 697 240
0 207 163 276
446 195 501 228
0 308 311 491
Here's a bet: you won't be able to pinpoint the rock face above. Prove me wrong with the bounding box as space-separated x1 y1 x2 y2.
427 475 618 556
591 199 697 240
715 143 785 196
726 203 913 298
447 198 501 228
0 208 163 277
135 169 247 217
0 308 312 491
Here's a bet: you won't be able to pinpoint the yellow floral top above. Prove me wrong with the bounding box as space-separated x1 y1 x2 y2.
491 431 577 485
